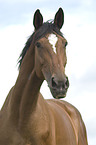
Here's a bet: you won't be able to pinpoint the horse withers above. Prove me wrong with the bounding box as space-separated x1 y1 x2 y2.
0 8 88 145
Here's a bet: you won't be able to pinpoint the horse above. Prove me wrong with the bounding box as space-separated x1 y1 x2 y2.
0 8 88 145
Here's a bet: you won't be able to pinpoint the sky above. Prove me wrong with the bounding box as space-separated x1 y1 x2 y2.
0 0 96 144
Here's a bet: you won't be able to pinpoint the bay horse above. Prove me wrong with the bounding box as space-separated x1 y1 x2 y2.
0 8 88 145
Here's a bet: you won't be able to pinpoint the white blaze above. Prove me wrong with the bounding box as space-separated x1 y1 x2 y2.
48 34 58 53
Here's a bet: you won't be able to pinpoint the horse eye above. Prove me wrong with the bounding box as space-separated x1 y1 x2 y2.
65 41 68 47
36 42 41 48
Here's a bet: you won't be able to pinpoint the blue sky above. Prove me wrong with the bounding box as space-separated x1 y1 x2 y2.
0 0 96 145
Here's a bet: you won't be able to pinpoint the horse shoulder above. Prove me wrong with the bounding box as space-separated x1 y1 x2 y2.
0 86 25 145
58 100 88 145
47 99 88 145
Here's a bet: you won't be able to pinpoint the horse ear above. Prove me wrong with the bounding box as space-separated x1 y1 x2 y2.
54 8 64 29
33 9 43 30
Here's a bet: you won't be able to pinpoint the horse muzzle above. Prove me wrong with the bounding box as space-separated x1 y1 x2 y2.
49 75 69 99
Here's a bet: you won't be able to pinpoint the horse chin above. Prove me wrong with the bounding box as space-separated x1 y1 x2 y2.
55 94 66 99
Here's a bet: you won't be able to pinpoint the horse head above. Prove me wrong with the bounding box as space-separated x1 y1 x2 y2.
33 8 69 99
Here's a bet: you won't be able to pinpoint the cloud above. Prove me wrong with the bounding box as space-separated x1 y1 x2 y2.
78 62 96 91
0 0 46 2
86 117 96 145
0 0 96 28
0 2 34 27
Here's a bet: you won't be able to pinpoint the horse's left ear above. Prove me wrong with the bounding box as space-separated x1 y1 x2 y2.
54 8 64 29
33 9 43 30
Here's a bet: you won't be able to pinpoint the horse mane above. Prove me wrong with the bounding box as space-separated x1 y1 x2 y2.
18 21 63 68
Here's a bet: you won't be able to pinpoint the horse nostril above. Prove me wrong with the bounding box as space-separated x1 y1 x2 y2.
65 77 69 89
51 76 69 90
51 77 57 88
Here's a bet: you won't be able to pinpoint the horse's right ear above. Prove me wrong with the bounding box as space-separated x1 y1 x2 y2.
33 9 43 30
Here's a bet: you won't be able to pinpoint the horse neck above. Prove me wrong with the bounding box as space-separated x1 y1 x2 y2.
19 69 43 128
9 45 43 125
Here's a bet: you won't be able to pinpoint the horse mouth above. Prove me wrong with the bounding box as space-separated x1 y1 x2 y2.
55 94 66 99
49 87 67 99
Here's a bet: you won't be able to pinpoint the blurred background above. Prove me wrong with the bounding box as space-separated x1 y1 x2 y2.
0 0 96 144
